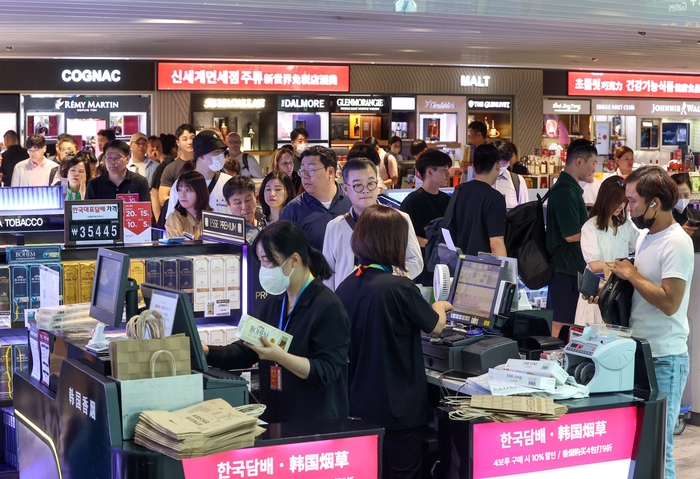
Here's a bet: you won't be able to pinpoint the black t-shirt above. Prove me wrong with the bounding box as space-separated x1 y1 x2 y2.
451 180 506 256
85 171 151 202
150 156 175 190
336 268 438 430
400 188 451 240
160 158 187 189
0 145 29 187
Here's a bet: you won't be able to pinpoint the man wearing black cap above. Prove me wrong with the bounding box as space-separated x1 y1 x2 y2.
85 140 150 201
164 130 232 218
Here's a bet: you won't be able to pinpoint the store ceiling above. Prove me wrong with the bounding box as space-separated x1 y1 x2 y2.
0 0 699 73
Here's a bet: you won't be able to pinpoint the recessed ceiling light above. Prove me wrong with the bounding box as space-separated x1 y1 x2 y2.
399 49 423 53
352 53 382 57
138 19 206 24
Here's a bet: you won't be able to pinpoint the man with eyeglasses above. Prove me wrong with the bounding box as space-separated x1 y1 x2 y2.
85 140 150 201
279 145 351 251
225 132 263 178
546 139 598 335
322 158 422 291
11 134 59 187
127 132 158 186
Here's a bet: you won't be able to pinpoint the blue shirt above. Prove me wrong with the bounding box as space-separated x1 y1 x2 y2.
279 183 351 251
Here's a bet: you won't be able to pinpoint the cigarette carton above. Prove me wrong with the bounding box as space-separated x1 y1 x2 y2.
145 259 162 286
235 314 292 352
177 258 194 306
129 259 146 306
192 257 209 312
79 261 96 304
62 262 80 305
487 368 556 392
28 265 42 309
209 256 225 301
504 359 568 386
161 258 178 289
10 266 28 322
224 255 241 310
0 266 11 312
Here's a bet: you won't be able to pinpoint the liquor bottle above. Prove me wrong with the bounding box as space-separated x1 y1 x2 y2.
539 157 547 175
220 122 228 138
353 119 360 138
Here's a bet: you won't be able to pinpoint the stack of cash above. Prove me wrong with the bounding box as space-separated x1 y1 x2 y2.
134 398 266 459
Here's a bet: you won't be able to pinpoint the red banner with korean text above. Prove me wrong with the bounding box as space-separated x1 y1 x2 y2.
182 434 379 479
569 72 700 99
158 63 350 92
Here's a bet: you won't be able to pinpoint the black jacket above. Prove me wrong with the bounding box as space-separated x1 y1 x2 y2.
0 145 28 187
673 207 700 253
208 277 350 423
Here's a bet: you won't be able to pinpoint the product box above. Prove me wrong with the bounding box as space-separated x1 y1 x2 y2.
199 325 226 346
13 343 29 373
62 262 80 305
504 359 568 386
0 267 10 312
209 256 226 301
6 245 61 264
129 259 146 306
235 314 292 352
45 263 63 303
161 258 178 289
10 266 28 323
487 368 557 392
145 259 162 286
177 258 194 306
197 328 209 346
79 261 96 304
224 255 241 310
192 257 209 312
28 266 42 310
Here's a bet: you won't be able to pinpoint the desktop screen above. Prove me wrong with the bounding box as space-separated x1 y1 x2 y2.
94 256 121 313
451 258 502 320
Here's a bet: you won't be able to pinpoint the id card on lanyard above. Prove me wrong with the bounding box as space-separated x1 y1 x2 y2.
270 274 313 392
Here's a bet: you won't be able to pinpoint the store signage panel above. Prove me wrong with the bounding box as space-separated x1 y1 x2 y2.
472 406 638 479
635 100 700 117
24 95 151 115
592 100 638 114
64 200 123 247
468 99 511 110
391 96 416 111
182 434 379 479
569 71 700 99
461 74 491 88
278 96 330 112
331 96 389 113
158 63 350 92
543 99 591 115
203 98 267 109
201 211 246 243
0 60 154 91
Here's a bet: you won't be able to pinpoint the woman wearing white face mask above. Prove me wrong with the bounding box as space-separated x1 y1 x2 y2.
164 130 233 218
672 173 700 252
204 221 350 424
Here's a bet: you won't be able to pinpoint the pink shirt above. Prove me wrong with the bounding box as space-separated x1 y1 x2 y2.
11 158 59 187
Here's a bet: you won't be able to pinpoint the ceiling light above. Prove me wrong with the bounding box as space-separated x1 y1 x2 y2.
591 57 598 61
138 19 205 24
352 53 382 57
399 49 423 53
638 31 646 37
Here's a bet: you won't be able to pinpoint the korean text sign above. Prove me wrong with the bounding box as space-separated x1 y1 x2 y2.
158 63 350 92
182 434 378 479
473 406 638 479
569 71 700 99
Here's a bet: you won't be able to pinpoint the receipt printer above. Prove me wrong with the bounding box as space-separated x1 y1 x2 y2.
564 326 636 393
461 337 520 377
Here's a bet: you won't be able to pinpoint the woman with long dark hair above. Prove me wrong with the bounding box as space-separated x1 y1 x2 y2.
164 170 212 239
204 221 350 423
259 171 295 224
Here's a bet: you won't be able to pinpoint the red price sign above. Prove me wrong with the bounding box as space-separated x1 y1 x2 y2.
123 202 151 243
116 193 139 203
182 434 379 479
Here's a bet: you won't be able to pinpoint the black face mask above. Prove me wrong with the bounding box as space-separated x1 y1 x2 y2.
631 201 657 229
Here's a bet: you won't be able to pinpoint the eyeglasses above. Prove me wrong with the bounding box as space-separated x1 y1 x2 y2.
299 166 326 177
104 155 126 163
59 147 76 154
349 181 379 193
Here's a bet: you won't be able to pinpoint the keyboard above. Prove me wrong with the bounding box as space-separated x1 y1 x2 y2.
423 327 479 347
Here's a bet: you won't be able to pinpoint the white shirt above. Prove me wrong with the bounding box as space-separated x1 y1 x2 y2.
322 207 424 290
630 223 694 357
233 152 263 178
579 177 602 205
494 169 529 209
127 157 158 187
166 172 233 217
580 216 638 264
11 158 59 187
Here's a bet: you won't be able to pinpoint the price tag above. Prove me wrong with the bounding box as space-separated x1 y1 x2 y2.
116 193 139 203
64 200 124 246
29 325 41 382
204 299 230 317
123 202 152 243
39 330 50 388
0 311 10 329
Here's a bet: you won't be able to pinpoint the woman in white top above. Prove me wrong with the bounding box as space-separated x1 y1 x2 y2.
574 176 639 325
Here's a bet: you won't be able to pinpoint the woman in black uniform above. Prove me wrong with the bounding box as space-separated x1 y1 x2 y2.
336 204 453 479
204 220 350 423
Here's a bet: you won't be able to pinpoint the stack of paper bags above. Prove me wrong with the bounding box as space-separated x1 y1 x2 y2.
134 398 266 459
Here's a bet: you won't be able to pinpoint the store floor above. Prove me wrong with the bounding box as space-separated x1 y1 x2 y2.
675 423 700 478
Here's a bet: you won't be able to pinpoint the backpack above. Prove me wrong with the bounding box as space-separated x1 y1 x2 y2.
504 186 556 290
510 171 520 198
424 185 462 273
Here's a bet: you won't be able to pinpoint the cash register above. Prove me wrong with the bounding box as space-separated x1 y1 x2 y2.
422 255 519 374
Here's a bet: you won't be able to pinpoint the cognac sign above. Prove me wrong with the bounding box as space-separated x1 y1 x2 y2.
61 69 122 83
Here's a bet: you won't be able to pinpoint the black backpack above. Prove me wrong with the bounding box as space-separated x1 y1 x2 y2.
504 187 556 289
424 185 462 272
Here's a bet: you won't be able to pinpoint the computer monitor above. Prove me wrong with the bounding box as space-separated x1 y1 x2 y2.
447 255 504 329
141 283 207 373
478 252 518 311
90 248 138 328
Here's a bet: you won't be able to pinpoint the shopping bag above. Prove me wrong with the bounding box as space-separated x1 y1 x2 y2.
109 334 192 380
118 349 203 440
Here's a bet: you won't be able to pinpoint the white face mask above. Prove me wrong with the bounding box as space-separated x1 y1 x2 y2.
295 143 308 154
258 257 292 295
207 153 225 172
675 198 690 212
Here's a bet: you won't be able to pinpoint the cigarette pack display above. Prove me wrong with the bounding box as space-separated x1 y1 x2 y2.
36 311 91 323
235 314 292 352
487 368 556 392
162 258 178 289
35 317 98 331
12 344 28 373
129 259 146 305
223 255 241 310
200 325 226 346
197 329 209 346
10 266 28 322
28 265 42 309
504 359 568 386
145 259 162 286
62 262 80 305
79 261 96 304
37 303 90 317
45 263 63 303
0 267 10 312
177 258 194 305
209 256 225 301
192 257 209 312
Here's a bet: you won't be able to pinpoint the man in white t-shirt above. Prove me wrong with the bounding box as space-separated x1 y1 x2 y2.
493 140 529 209
165 130 231 218
225 132 263 178
609 166 693 479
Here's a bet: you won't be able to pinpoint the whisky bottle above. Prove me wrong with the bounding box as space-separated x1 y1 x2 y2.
353 118 360 138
